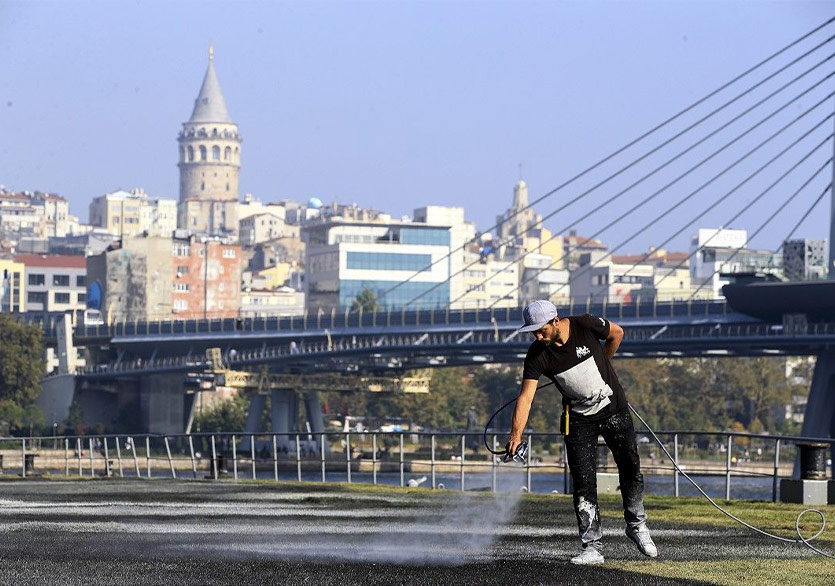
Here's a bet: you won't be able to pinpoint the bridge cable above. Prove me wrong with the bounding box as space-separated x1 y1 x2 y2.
609 152 834 297
776 181 833 249
545 125 835 301
483 391 833 558
401 50 835 309
687 166 834 300
378 18 835 305
408 69 835 310
472 86 835 309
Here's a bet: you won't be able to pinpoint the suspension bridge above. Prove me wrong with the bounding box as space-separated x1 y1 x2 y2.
32 16 835 450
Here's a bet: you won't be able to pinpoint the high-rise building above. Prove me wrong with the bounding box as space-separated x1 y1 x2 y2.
177 44 241 238
782 238 828 281
303 215 452 311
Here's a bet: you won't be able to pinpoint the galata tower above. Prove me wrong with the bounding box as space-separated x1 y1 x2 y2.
177 44 241 237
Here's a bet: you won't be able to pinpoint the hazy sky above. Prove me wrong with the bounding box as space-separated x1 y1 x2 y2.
2 1 834 253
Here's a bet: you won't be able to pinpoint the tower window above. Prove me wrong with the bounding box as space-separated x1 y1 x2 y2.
179 147 185 162
212 146 220 160
199 146 207 161
201 182 205 191
224 146 231 161
187 146 194 162
226 183 230 191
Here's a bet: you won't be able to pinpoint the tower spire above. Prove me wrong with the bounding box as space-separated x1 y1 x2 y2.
209 41 214 62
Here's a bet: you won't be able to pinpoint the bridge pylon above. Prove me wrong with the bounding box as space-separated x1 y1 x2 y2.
800 351 835 465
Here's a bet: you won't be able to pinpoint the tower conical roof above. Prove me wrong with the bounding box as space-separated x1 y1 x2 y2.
189 45 232 123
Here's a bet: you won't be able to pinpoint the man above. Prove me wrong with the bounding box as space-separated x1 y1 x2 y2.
506 300 657 565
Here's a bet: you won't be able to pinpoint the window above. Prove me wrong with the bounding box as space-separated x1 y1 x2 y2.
199 145 207 161
173 244 191 257
346 252 432 272
28 274 45 286
77 293 86 304
174 299 188 310
176 265 189 275
400 228 451 246
224 146 231 160
212 146 220 160
76 275 86 287
27 291 46 304
53 274 70 287
222 248 236 258
188 146 194 161
174 283 190 292
55 292 70 304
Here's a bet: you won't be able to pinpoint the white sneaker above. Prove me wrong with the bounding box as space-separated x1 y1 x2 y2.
625 525 658 557
570 547 604 565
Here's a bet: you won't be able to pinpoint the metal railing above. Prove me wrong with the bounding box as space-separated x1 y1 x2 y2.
26 298 735 339
2 429 829 502
60 318 835 378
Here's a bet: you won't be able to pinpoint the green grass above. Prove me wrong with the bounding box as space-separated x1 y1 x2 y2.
611 559 835 586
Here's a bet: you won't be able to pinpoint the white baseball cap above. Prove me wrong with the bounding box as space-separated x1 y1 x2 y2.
517 300 559 332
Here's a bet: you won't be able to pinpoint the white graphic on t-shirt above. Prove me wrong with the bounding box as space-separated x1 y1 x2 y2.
576 345 591 358
553 357 613 417
599 317 607 327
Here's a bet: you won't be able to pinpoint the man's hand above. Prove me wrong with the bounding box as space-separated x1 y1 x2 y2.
504 438 522 461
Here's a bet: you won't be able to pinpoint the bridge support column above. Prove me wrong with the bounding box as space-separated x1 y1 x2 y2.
183 393 197 434
140 374 185 434
271 389 298 449
800 351 835 472
244 394 267 435
303 391 329 454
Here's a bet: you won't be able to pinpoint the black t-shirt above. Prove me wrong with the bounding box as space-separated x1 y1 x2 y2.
522 314 627 422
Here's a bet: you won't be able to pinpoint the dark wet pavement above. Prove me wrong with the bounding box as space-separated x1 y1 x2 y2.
0 479 819 585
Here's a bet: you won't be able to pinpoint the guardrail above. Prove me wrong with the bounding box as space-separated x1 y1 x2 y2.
2 429 829 502
25 298 734 338
65 319 835 378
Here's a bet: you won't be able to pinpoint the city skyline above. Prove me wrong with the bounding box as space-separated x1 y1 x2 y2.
2 1 833 253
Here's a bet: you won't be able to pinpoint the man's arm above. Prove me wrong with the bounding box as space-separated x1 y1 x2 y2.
506 378 538 457
604 320 624 360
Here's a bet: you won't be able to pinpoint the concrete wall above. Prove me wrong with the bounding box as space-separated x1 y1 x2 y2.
140 374 185 434
38 374 77 426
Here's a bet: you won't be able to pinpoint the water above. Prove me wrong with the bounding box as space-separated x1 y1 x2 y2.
39 461 782 501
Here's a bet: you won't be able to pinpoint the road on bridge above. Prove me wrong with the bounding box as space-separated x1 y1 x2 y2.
0 479 829 585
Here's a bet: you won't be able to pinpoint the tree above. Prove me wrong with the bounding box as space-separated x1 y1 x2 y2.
65 400 85 435
192 391 251 432
0 314 43 406
350 287 381 312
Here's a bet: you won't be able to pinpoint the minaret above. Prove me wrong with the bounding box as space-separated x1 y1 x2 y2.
177 43 241 237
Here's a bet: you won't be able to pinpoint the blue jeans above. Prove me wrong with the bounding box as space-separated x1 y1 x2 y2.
564 408 647 550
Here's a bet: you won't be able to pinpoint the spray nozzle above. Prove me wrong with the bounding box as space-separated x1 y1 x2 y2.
502 440 528 464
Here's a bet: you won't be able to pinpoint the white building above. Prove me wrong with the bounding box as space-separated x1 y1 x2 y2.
15 254 87 313
239 212 300 246
413 206 477 309
89 189 177 238
302 215 453 311
570 261 655 304
691 228 781 298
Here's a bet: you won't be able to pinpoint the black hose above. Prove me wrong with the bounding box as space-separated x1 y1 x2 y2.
483 383 833 558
